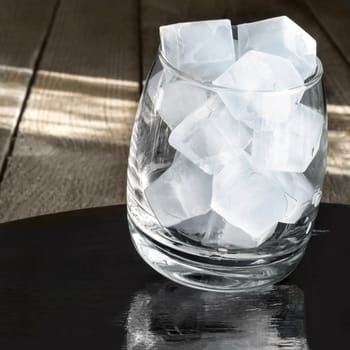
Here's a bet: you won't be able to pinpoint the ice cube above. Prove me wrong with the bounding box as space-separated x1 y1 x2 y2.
201 211 277 248
175 209 276 248
219 222 277 248
169 97 252 174
304 122 327 187
145 154 212 227
215 51 303 91
176 210 275 249
251 104 324 172
237 16 317 80
146 71 166 110
147 69 211 129
157 80 210 129
180 61 235 82
173 212 212 237
160 19 236 81
173 211 220 240
273 172 314 224
213 50 304 130
211 155 287 241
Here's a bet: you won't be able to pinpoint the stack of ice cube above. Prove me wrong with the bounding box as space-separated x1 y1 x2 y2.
145 16 324 249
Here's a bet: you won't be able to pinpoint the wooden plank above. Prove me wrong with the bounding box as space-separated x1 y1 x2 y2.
141 0 350 204
0 0 140 223
303 0 350 65
0 0 57 178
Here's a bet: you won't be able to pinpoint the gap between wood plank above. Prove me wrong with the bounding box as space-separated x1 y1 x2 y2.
0 0 61 186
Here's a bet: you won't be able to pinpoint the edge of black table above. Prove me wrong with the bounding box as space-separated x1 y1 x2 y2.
0 203 348 349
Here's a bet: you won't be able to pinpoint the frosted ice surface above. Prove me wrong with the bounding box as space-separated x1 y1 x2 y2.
160 19 236 81
237 16 317 80
169 97 252 175
180 61 236 82
219 221 277 248
173 212 213 238
213 50 304 130
157 80 210 129
176 210 276 248
145 155 212 227
273 172 314 224
146 71 165 107
251 104 324 172
202 212 277 248
174 211 220 240
212 155 287 240
304 122 327 187
215 50 303 91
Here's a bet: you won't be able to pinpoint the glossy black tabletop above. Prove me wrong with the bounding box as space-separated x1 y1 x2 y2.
0 204 348 349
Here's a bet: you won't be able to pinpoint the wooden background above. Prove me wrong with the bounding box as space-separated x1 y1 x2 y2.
0 0 349 223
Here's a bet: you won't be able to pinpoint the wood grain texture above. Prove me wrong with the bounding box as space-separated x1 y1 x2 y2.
0 0 139 223
141 0 350 204
303 0 350 203
0 0 57 177
304 0 350 65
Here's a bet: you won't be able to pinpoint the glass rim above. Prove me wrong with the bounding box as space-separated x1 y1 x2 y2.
158 48 324 93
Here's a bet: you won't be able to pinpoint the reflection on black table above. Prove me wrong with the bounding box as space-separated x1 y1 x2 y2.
126 282 308 349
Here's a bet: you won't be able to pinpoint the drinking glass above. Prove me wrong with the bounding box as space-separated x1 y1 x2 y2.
127 49 327 292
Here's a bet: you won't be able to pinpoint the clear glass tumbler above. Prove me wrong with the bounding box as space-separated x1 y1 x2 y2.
127 49 327 292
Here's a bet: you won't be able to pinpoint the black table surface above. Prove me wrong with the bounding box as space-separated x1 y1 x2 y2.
0 203 348 349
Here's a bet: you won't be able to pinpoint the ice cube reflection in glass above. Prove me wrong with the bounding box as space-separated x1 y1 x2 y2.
127 51 327 292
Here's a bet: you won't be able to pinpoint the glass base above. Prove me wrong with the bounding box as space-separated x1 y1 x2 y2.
128 216 308 293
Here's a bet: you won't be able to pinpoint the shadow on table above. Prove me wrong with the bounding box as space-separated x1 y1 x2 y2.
124 281 309 349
